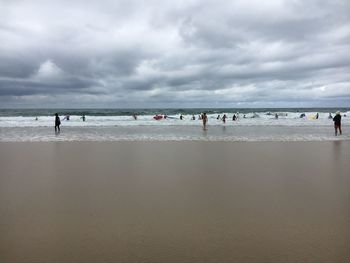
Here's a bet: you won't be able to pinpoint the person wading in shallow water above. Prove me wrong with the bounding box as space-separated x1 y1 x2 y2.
222 114 227 123
202 112 208 130
333 111 342 136
55 113 61 133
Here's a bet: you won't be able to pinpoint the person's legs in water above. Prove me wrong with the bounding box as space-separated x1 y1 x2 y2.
335 125 340 136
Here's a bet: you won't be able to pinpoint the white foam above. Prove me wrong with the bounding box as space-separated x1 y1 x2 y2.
0 111 349 128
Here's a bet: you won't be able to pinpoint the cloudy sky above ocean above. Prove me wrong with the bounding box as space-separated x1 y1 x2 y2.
0 0 349 107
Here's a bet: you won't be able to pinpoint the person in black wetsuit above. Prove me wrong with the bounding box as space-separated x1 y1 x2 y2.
54 113 61 133
222 114 227 123
333 111 342 136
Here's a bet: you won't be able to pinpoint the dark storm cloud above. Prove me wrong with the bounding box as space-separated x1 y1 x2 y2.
0 0 349 107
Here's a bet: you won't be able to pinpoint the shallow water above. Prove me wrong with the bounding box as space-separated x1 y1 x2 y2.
1 124 349 141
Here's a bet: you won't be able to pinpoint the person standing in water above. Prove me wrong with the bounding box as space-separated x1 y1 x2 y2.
81 115 86 122
222 114 227 123
333 111 342 136
202 112 208 130
232 114 236 121
54 113 61 133
180 114 184 120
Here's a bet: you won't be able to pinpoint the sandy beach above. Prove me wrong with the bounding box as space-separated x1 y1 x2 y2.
1 141 350 263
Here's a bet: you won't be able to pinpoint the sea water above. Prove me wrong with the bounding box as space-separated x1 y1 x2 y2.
0 108 349 141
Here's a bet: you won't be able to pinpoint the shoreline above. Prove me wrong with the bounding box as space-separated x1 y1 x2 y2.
1 124 349 142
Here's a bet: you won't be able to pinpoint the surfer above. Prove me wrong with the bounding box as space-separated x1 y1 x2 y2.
275 113 278 119
217 115 220 120
63 115 70 121
328 113 333 119
315 113 319 119
35 117 38 121
300 113 306 118
191 115 196 120
180 114 184 120
333 111 342 136
81 115 86 122
202 112 208 130
232 114 236 121
54 113 61 133
132 114 137 120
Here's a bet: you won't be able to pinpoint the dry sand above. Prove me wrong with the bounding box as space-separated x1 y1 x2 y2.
1 141 350 263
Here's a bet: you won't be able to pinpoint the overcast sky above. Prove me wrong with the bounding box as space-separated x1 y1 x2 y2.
0 0 349 108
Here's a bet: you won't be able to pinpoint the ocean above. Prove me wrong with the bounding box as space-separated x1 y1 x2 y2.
0 108 349 141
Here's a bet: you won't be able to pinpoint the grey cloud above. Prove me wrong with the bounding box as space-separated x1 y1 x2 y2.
0 0 349 107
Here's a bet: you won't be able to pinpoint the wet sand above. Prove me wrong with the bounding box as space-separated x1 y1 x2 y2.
1 141 350 263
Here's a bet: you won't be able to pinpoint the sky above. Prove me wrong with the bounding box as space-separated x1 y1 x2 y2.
0 0 349 108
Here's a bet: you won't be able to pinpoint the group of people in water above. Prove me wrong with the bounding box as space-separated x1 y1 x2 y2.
52 111 344 135
53 113 86 133
148 111 343 133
